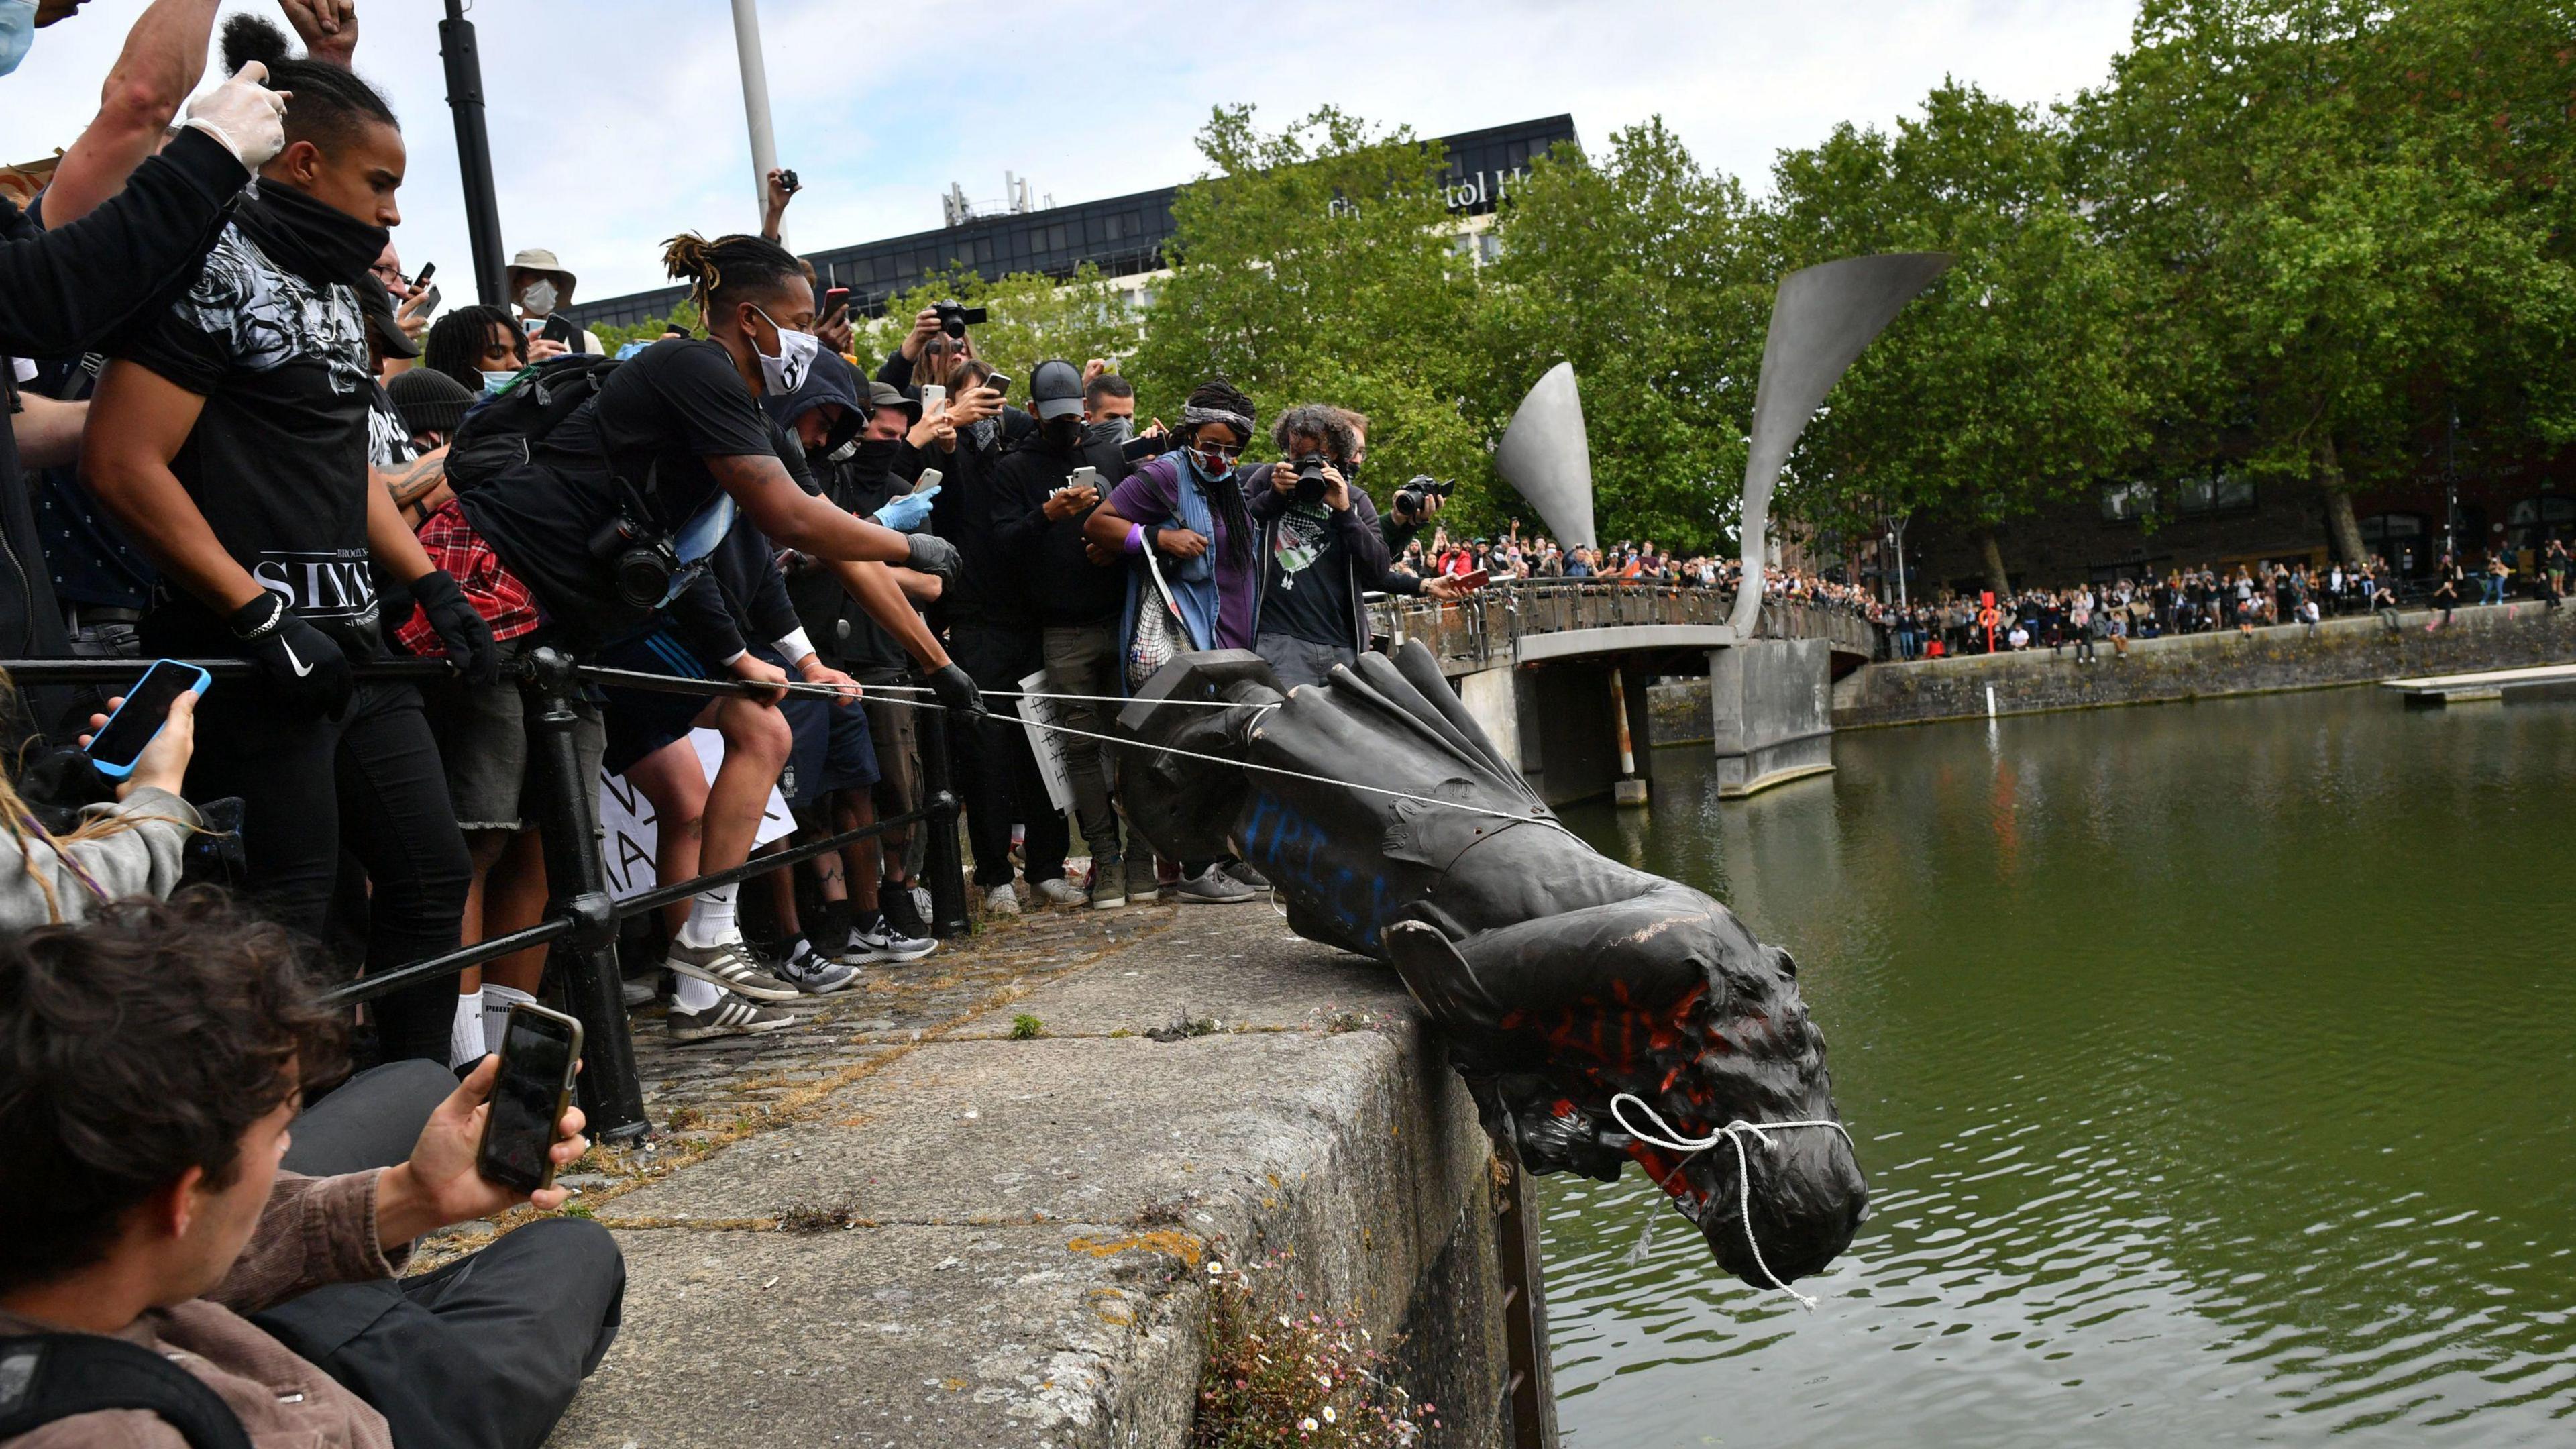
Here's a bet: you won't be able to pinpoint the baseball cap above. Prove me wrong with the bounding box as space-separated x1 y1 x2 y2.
869 379 921 421
1028 359 1084 422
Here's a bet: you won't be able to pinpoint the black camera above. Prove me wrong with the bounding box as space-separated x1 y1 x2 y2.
1291 452 1332 506
588 510 682 609
1394 474 1455 519
932 299 987 339
776 168 802 195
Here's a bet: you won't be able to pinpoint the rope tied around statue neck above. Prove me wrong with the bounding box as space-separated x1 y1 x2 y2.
1609 1091 1856 1310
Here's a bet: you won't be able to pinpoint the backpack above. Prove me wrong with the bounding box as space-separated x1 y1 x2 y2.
442 353 624 496
0 1335 252 1449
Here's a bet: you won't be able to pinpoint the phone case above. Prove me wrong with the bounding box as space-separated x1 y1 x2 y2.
87 663 213 781
476 1002 585 1193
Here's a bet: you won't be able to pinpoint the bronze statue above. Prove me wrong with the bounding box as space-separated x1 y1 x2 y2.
1116 644 1862 1287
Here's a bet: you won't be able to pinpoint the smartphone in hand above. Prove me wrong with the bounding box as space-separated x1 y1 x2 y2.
476 1002 584 1193
85 659 210 781
982 371 1012 399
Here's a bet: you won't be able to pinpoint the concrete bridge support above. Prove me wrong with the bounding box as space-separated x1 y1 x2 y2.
1708 637 1834 796
1451 638 1832 805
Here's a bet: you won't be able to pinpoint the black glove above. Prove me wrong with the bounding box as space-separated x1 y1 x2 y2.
924 662 987 720
904 531 961 589
409 568 500 684
229 592 353 718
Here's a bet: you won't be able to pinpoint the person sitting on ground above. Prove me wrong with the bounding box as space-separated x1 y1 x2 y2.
0 892 620 1449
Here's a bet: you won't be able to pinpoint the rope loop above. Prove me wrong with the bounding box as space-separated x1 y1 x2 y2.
1609 1092 1856 1310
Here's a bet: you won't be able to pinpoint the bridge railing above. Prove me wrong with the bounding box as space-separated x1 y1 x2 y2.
1368 579 1886 670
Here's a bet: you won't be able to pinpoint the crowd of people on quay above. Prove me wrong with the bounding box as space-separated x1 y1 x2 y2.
0 5 1527 1445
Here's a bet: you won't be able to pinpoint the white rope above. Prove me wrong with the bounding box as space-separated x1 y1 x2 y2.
862 682 1243 710
865 691 1574 833
1609 1092 1856 1310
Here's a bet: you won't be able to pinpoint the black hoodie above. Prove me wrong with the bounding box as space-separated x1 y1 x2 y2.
987 425 1130 628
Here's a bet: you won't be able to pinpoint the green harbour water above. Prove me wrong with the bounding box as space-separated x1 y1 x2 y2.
1544 686 2576 1447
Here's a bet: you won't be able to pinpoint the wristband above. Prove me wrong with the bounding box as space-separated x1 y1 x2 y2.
1125 523 1146 556
774 627 817 663
228 592 288 641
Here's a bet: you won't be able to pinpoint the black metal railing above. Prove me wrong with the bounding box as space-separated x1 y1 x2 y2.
1368 578 1888 669
0 648 971 1144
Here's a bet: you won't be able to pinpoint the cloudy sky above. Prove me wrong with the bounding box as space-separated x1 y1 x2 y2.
2 0 2140 306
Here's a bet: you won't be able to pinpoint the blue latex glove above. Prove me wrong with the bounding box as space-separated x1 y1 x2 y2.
873 484 939 533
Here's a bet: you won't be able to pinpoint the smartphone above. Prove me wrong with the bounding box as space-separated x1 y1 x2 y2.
982 371 1012 399
85 659 211 780
1458 567 1491 589
475 1002 584 1193
1063 465 1101 494
411 261 437 288
1122 433 1170 462
912 467 943 493
823 286 849 315
414 282 443 313
918 383 947 417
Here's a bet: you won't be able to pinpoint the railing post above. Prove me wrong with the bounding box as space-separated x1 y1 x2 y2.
916 701 972 938
521 648 651 1143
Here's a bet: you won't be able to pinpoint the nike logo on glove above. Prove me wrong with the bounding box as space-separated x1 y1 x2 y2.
281 639 314 678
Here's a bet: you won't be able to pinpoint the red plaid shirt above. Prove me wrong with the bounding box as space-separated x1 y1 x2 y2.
395 498 542 655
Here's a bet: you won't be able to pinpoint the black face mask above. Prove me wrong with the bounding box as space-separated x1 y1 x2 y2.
829 435 904 483
1084 417 1134 447
1043 416 1086 451
234 180 392 289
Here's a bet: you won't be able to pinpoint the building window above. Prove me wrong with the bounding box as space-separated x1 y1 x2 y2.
2506 494 2576 553
2100 481 2156 521
2171 472 2254 516
2358 512 2429 577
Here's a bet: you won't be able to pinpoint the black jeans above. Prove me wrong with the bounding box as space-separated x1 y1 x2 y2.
281 1059 458 1176
185 679 473 1064
252 1218 624 1449
945 622 1067 890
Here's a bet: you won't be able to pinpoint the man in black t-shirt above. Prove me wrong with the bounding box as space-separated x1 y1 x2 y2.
83 55 498 1065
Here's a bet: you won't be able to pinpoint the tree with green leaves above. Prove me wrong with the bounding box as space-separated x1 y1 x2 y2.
1768 81 2151 593
852 262 1139 392
2068 0 2576 566
1127 105 1487 504
1473 117 1772 553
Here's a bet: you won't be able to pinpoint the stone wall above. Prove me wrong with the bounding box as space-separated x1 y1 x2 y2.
1833 601 2576 727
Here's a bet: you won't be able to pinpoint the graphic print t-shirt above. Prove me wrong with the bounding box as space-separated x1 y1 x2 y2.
117 221 380 656
1260 498 1352 647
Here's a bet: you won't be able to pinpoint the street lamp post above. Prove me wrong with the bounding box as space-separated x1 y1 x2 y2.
729 0 783 248
438 0 508 306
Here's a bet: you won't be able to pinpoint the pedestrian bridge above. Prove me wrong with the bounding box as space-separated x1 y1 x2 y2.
1364 582 1884 804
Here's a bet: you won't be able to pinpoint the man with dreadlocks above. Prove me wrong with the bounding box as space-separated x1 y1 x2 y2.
399 231 984 1040
1086 378 1269 905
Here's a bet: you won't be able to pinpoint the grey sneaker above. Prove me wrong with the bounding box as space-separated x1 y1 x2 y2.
1222 860 1271 890
1126 855 1161 906
774 941 861 995
667 993 796 1042
1174 865 1259 905
837 918 937 965
1033 876 1085 909
1089 857 1128 910
983 883 1022 918
664 937 799 1002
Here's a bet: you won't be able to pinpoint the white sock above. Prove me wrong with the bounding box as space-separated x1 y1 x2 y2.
673 973 724 1012
676 884 739 949
481 984 536 1057
449 989 488 1070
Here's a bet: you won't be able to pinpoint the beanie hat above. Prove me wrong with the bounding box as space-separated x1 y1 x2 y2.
387 366 475 441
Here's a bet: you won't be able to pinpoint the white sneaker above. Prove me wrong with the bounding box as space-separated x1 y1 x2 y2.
1032 877 1085 909
983 883 1022 918
773 940 861 995
836 919 937 965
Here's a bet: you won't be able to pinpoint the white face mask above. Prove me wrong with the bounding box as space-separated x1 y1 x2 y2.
482 368 517 396
518 278 559 316
749 306 819 394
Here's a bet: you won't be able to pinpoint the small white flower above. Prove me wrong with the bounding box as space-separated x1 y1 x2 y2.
1322 1406 1338 1424
1299 1417 1319 1432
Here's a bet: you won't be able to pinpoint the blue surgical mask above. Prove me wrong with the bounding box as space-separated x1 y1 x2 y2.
0 1 38 78
482 368 518 396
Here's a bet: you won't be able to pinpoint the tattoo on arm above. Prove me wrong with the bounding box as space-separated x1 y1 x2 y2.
380 452 448 509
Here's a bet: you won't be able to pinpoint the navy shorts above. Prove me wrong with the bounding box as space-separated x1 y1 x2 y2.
778 656 878 807
596 626 716 776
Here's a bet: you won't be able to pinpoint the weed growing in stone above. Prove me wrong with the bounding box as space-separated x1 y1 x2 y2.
777 1198 861 1232
1011 1012 1046 1040
1194 1254 1436 1447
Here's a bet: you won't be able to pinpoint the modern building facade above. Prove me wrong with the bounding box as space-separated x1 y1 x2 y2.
564 115 1581 333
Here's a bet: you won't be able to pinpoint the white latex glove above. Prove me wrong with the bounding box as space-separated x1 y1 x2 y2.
183 61 290 170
